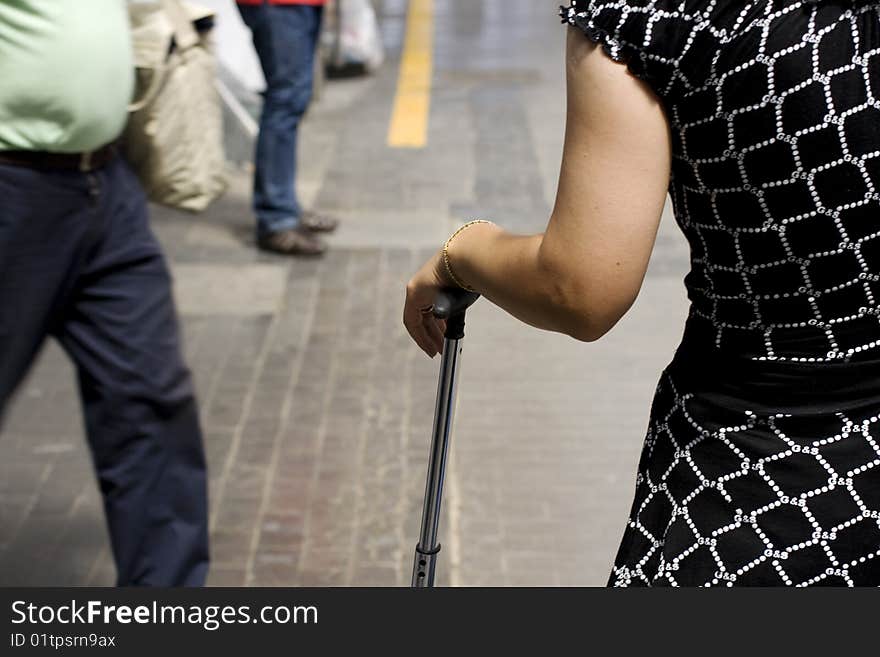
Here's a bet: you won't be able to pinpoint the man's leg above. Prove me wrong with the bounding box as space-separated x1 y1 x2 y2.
238 4 324 239
55 159 209 586
0 164 93 421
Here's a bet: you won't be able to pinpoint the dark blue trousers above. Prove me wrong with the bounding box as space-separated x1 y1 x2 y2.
0 158 209 586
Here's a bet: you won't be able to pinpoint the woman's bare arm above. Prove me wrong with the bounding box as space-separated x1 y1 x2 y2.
404 30 673 354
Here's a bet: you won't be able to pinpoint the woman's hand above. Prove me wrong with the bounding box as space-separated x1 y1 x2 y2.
403 249 451 358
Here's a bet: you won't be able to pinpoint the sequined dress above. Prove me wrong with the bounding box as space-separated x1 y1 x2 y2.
561 0 880 586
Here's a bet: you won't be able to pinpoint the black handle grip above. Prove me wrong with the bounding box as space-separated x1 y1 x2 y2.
433 289 480 340
433 289 480 320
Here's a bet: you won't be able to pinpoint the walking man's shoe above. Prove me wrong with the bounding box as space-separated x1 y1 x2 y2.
300 209 340 233
257 226 327 256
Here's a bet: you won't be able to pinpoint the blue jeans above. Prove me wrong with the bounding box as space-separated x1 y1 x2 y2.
0 158 209 586
238 3 323 237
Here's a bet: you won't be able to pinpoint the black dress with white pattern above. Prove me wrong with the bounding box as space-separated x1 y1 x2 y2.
561 0 880 586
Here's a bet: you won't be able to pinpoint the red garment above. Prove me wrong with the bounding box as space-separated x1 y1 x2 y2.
236 0 326 5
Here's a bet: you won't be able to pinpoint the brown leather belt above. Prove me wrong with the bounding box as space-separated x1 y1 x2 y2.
0 141 119 172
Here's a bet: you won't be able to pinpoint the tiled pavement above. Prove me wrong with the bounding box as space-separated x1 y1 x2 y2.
0 0 690 586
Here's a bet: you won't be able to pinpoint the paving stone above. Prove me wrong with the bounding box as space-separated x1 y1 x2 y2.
172 263 288 316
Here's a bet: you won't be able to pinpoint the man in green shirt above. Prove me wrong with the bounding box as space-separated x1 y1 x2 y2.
0 0 209 586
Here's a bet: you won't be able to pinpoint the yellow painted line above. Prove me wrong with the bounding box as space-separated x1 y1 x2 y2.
387 0 434 148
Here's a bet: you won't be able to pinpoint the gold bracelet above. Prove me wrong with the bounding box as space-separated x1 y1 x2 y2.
442 220 494 292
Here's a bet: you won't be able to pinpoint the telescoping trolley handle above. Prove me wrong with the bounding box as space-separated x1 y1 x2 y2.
412 288 480 588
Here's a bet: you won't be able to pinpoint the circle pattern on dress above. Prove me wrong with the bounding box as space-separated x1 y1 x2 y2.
564 0 880 363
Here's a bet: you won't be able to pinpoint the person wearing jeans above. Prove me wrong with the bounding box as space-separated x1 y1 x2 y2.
237 0 339 256
0 0 209 585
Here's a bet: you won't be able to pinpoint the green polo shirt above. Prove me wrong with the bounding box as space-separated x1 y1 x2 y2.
0 0 134 153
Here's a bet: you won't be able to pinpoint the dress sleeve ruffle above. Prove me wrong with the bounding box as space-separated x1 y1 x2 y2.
559 1 653 87
559 0 718 102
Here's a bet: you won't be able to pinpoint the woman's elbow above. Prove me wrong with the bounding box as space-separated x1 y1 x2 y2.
545 279 628 342
563 310 621 343
537 248 639 342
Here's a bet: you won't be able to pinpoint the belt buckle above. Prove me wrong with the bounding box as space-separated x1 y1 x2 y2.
79 150 93 172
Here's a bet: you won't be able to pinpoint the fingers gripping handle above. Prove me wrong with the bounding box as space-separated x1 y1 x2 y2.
433 289 480 340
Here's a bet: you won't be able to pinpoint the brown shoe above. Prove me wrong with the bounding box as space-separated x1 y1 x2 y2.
300 209 340 233
257 227 327 256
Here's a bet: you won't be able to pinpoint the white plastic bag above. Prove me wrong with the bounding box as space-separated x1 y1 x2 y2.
331 0 385 74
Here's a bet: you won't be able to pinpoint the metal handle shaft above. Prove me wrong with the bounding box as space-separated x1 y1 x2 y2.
412 334 462 587
411 290 479 588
